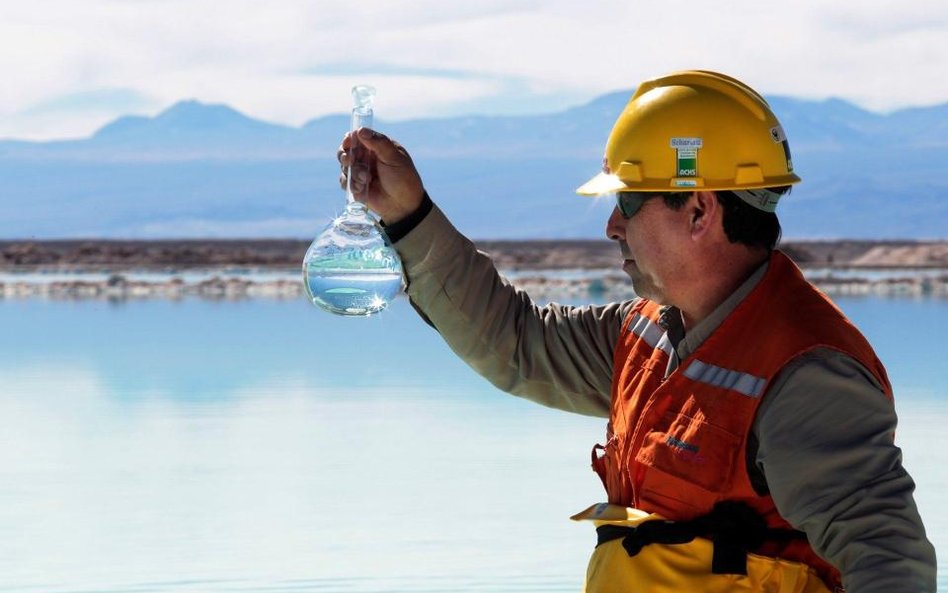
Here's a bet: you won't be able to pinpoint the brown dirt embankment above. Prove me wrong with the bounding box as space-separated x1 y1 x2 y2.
0 239 305 270
1 239 946 272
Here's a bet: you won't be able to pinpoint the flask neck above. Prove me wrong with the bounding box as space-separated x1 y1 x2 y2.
351 107 373 132
345 107 374 209
344 198 368 214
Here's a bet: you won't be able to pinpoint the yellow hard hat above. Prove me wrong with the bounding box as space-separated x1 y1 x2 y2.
577 70 801 202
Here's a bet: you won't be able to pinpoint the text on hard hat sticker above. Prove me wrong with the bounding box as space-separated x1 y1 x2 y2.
670 137 703 148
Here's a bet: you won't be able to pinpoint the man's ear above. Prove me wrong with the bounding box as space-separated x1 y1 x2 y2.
689 191 719 239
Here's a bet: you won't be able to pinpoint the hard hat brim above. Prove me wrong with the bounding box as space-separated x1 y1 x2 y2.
576 173 628 196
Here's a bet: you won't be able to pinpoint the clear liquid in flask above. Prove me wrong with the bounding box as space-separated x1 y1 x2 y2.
303 203 403 315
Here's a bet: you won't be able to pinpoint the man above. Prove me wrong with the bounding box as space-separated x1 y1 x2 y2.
337 70 936 592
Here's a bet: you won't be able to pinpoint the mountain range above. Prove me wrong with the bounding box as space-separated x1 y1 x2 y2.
1 92 946 240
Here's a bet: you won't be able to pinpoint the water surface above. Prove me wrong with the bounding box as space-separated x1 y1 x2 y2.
1 294 945 592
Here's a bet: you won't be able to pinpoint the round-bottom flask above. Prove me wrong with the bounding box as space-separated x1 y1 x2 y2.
302 201 403 316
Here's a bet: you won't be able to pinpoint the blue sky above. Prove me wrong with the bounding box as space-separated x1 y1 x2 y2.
2 0 946 141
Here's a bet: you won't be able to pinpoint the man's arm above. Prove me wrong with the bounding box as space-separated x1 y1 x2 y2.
754 350 937 592
339 128 629 417
394 201 629 417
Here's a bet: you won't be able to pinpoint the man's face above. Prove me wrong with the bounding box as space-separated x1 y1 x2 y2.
605 193 691 304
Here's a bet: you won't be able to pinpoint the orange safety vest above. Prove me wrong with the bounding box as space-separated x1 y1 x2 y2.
591 250 893 590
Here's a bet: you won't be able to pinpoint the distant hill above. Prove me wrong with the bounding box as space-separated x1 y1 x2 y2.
0 92 945 239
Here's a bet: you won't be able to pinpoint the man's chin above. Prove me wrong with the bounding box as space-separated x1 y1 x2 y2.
622 264 642 291
623 267 660 302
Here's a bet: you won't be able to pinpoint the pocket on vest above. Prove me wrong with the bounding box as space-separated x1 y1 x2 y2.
634 413 743 511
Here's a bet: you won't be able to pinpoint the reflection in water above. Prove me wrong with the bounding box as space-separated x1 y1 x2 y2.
0 296 945 592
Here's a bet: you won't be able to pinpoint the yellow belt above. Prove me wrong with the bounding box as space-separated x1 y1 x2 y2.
571 503 833 593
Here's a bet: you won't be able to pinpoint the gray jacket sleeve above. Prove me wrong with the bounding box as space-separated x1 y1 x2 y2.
755 350 937 593
394 203 631 417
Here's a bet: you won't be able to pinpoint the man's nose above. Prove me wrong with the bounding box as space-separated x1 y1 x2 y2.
605 206 626 241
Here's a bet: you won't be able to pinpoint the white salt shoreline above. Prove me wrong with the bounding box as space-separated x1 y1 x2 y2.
1 267 946 301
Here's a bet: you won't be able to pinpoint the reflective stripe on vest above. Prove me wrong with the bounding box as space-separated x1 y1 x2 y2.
627 313 675 358
682 359 767 398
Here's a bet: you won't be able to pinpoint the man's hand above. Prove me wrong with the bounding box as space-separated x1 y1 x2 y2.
337 128 425 224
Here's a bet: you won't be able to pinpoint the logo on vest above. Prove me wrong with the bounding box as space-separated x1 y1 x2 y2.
665 435 705 463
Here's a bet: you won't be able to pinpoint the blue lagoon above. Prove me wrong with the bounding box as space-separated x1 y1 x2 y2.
0 293 945 592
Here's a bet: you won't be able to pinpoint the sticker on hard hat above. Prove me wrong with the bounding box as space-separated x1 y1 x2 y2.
671 137 702 178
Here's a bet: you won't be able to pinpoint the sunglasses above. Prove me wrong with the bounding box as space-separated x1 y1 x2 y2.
615 192 667 219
